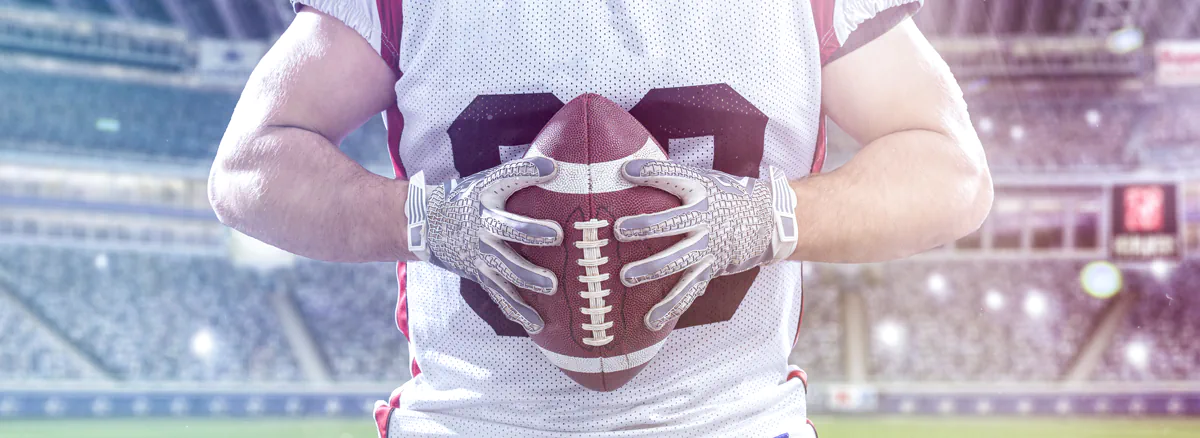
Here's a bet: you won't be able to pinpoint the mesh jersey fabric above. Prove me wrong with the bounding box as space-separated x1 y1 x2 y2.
293 1 921 436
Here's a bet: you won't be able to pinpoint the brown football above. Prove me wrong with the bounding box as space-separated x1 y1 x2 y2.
506 94 684 391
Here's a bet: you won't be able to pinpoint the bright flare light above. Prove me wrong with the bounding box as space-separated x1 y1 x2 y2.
1106 27 1144 54
190 328 216 360
1010 125 1025 141
93 253 109 271
985 290 1005 311
1126 342 1149 369
978 117 994 134
1150 260 1173 281
1085 109 1102 127
927 273 947 296
877 322 905 348
1080 261 1122 299
1023 291 1047 319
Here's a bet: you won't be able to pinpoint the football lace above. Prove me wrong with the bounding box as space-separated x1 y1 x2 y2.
574 219 614 347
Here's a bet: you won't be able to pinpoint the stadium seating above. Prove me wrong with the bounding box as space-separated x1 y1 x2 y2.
969 103 1137 172
3 245 1198 384
1147 103 1200 144
0 245 410 383
0 245 300 382
1095 261 1200 381
0 295 86 380
863 260 1108 382
0 71 388 167
789 264 844 381
289 261 410 382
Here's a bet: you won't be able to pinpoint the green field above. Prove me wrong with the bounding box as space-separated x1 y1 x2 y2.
1 417 1199 437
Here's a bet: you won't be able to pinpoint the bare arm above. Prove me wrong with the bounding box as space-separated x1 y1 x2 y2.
208 7 411 263
789 18 993 263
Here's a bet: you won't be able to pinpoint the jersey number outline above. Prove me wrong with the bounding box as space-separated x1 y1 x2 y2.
448 84 765 336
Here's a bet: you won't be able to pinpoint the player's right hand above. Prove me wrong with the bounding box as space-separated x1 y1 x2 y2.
405 157 562 333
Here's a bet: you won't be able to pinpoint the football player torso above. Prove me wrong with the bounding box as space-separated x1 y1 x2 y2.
294 1 918 436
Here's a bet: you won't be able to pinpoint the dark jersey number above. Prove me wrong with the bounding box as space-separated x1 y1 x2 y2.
447 85 765 336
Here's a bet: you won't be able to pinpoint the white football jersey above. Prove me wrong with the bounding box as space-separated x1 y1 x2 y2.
294 1 920 436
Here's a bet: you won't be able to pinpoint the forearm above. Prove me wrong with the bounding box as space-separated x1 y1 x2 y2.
788 129 992 263
208 126 411 263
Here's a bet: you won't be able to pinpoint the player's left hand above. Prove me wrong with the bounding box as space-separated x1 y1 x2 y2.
614 159 799 331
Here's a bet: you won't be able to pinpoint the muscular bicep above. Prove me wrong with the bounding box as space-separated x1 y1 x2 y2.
821 18 983 165
225 7 396 145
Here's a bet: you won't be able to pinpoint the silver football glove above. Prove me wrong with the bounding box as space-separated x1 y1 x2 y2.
614 160 799 331
405 157 563 333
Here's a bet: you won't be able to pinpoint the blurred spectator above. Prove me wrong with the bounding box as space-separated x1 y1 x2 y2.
289 261 410 382
1096 261 1200 381
863 260 1107 382
0 245 300 382
0 71 388 168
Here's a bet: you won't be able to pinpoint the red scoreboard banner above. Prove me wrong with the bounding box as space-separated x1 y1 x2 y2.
1111 183 1181 261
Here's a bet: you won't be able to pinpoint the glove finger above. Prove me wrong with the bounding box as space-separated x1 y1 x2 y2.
644 257 715 331
620 159 707 202
476 267 546 334
613 200 706 242
620 232 709 287
479 157 557 205
479 239 558 295
481 206 563 246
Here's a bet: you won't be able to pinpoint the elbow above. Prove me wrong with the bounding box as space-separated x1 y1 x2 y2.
207 156 240 230
947 156 993 240
207 137 260 231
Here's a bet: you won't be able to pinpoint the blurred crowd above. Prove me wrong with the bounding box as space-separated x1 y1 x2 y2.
3 245 1196 384
862 260 1108 382
6 73 1200 174
972 104 1137 171
1097 260 1200 381
0 71 388 167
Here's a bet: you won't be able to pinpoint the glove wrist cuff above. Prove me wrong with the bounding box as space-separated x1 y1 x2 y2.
405 171 433 262
766 166 798 264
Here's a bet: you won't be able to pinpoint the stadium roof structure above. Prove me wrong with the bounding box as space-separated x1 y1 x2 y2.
0 0 293 40
3 0 1199 43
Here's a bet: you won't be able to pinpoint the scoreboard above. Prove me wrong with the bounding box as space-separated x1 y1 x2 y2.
1110 183 1182 261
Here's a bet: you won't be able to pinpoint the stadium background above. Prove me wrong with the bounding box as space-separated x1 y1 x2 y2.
1 0 1199 436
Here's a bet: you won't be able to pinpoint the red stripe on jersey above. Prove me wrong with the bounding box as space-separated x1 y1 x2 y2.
373 401 392 438
376 0 408 179
376 0 403 77
792 264 806 348
377 1 413 361
787 368 809 393
810 0 841 65
806 0 835 174
410 358 422 378
811 114 827 173
809 0 834 174
395 262 410 340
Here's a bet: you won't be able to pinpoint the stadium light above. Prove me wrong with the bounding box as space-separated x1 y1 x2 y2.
1106 27 1144 54
876 321 905 348
977 117 994 134
190 328 216 360
1125 342 1149 369
1080 261 1122 299
984 290 1005 311
1085 109 1101 127
1009 125 1025 141
927 273 947 297
93 253 108 271
1023 291 1047 319
1150 260 1173 281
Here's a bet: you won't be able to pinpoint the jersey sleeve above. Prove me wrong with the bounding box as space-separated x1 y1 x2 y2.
812 0 922 65
292 0 384 56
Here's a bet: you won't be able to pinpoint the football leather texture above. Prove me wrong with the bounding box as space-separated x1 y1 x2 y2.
507 94 684 391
